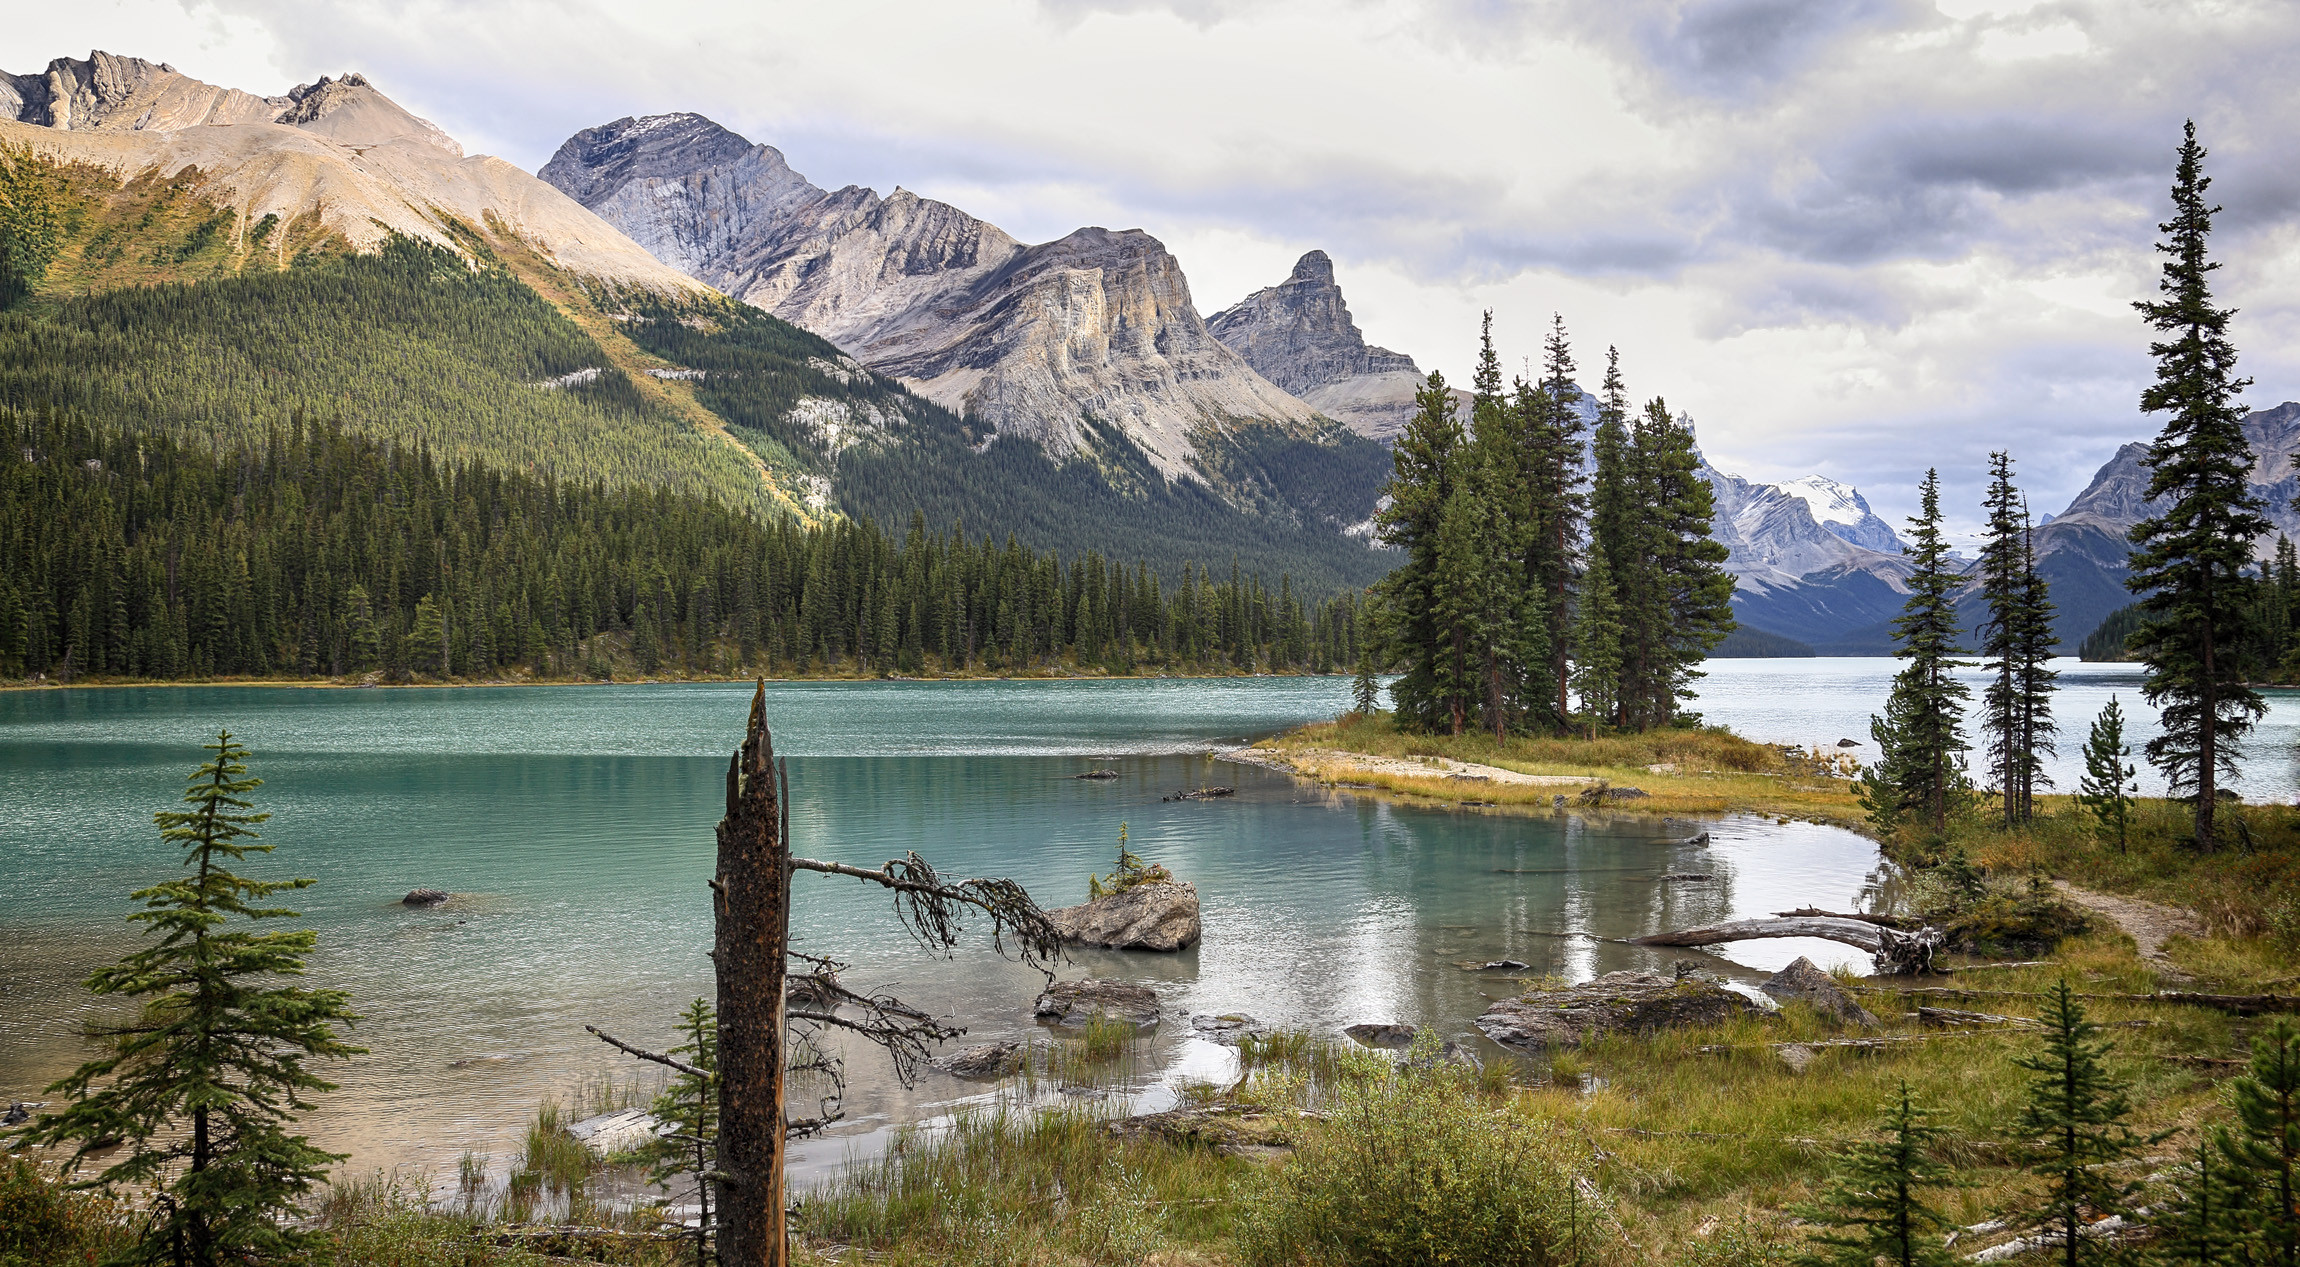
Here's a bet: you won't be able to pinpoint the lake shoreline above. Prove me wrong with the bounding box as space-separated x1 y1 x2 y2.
0 665 1350 694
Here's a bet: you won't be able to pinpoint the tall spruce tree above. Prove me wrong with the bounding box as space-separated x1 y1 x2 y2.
1376 373 1473 733
12 731 361 1267
1588 349 1638 729
1570 548 1623 738
1463 312 1544 739
1857 470 1972 838
2010 980 2154 1267
1636 399 1734 726
1793 1081 1957 1267
1979 453 2057 825
2223 1018 2300 1266
1530 315 1587 721
2126 120 2271 851
2077 697 2137 854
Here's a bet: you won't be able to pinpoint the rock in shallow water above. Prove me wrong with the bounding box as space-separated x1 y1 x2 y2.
1047 882 1201 952
1473 970 1761 1052
1034 978 1161 1029
1343 1022 1418 1049
401 888 449 906
934 1041 1026 1079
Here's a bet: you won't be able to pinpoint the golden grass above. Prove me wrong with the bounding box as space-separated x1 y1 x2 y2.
1255 712 1870 825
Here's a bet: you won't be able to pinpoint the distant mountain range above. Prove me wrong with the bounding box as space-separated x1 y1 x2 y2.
1707 403 2300 655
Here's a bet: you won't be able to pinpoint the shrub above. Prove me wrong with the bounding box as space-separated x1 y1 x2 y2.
0 1157 132 1267
1236 1034 1588 1266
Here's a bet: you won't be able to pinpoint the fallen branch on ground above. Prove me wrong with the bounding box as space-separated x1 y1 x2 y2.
1631 916 1943 974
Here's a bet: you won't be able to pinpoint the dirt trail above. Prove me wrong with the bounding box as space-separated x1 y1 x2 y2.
2052 880 2204 982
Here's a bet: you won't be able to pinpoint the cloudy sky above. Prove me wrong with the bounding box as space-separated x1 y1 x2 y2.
10 0 2299 536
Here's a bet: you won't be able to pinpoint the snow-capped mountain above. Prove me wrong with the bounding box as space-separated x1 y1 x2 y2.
1774 476 1905 554
1696 455 1920 652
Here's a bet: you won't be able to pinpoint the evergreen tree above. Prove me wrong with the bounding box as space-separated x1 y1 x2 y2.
2153 1128 2254 1267
2223 1018 2300 1266
409 593 447 676
1979 453 2057 825
11 731 361 1267
1636 399 1734 727
1588 349 1637 728
2010 980 2154 1267
1459 314 1546 740
0 143 62 311
2077 698 2138 854
1352 649 1380 716
1376 373 1472 733
1793 1081 1957 1267
1530 316 1587 720
2126 121 2272 851
1570 548 1623 738
1431 478 1494 735
1857 470 1972 837
644 997 719 1267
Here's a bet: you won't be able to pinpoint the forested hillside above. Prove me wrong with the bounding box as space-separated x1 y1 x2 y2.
0 411 1369 682
0 146 1396 595
615 296 1398 592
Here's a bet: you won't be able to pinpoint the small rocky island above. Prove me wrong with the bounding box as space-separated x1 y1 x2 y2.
1045 827 1201 951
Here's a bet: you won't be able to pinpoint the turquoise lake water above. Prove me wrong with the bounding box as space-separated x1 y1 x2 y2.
1 674 1903 1178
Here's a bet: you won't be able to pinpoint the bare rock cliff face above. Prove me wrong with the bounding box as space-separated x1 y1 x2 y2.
1207 250 1429 441
540 114 1323 479
0 52 700 293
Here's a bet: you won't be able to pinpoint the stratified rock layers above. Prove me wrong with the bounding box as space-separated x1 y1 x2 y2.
540 114 1321 478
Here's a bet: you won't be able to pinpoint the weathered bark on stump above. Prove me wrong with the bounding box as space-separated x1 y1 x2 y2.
715 683 788 1267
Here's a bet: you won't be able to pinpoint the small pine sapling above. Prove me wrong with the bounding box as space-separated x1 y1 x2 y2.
2009 980 2159 1266
645 998 718 1267
1088 822 1170 899
2223 1018 2300 1264
2077 697 2138 854
2154 1127 2257 1267
10 731 361 1267
1352 649 1380 717
1792 1080 1958 1266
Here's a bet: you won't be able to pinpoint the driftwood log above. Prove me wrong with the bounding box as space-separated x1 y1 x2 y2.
1631 916 1943 975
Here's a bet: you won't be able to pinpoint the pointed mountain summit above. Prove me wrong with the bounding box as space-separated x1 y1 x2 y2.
1207 250 1432 440
540 114 1332 484
0 51 699 292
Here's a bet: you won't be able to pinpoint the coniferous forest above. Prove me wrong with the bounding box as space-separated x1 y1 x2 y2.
0 411 1371 682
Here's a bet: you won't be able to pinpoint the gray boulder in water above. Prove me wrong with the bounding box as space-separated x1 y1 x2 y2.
933 1041 1026 1079
1761 956 1881 1029
401 888 450 906
1474 970 1761 1052
1034 978 1162 1029
1047 882 1201 952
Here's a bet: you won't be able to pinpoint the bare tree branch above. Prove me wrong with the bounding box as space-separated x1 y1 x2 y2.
791 853 1065 975
586 1024 710 1080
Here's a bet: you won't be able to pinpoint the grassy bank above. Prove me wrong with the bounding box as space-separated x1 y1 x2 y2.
1243 710 1869 825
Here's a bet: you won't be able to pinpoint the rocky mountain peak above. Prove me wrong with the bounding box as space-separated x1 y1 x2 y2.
1206 249 1427 440
539 112 771 207
541 113 1323 482
1289 249 1335 285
